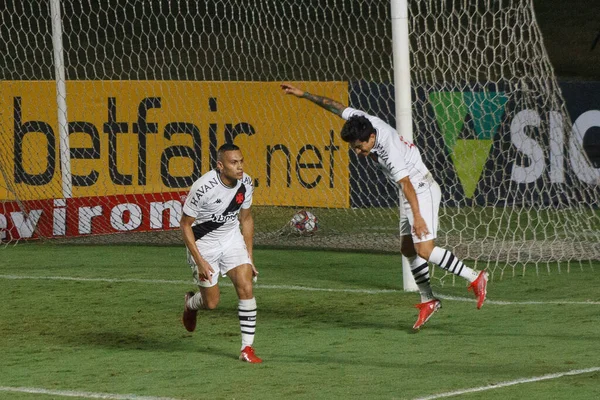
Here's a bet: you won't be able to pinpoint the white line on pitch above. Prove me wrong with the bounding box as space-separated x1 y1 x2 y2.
1 274 599 305
434 294 600 305
412 367 600 400
0 386 181 400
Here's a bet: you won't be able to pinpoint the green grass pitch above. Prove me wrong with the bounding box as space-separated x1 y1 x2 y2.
0 244 599 400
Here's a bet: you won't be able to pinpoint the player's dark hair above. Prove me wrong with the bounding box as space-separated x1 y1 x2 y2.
340 116 375 143
217 143 241 161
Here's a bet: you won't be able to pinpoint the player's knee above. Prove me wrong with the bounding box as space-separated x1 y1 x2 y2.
415 244 434 261
201 291 220 309
412 238 435 260
416 248 431 260
236 283 254 299
203 298 219 310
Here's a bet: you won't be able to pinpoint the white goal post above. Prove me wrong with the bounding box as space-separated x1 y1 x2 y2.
391 0 418 291
1 0 599 282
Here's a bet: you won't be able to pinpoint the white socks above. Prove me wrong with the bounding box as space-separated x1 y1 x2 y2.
238 298 257 350
408 255 436 302
187 292 204 310
428 247 479 282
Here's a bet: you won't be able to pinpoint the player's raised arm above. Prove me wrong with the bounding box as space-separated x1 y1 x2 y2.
280 83 346 117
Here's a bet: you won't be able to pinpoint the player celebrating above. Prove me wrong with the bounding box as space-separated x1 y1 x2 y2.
180 143 262 363
280 83 488 329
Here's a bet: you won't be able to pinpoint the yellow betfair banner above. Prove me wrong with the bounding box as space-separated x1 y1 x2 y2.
0 81 349 207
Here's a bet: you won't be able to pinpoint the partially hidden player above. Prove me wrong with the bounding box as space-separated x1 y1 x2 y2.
180 143 262 362
281 83 488 329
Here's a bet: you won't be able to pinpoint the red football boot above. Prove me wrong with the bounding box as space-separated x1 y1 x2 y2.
413 299 441 329
468 270 489 309
239 346 263 363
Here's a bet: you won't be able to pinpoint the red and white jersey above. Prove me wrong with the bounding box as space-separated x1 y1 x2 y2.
182 169 253 243
342 107 432 191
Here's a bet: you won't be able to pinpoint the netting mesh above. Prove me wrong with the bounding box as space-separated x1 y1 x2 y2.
1 0 599 277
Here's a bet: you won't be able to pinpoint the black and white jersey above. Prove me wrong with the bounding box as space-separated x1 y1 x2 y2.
182 169 253 243
342 107 432 191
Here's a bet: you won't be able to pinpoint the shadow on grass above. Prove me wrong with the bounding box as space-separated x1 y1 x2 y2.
61 330 238 360
70 331 186 350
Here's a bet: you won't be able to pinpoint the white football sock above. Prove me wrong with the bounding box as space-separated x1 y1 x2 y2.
187 292 204 310
429 247 479 282
407 255 435 302
238 297 257 350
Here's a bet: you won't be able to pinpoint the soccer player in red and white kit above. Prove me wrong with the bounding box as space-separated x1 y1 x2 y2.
281 84 488 329
180 143 262 363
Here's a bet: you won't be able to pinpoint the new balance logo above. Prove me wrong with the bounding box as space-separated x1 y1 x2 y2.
215 199 222 204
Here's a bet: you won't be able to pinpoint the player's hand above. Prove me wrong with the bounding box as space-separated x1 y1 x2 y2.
280 83 304 97
251 264 259 283
197 259 215 282
412 216 430 239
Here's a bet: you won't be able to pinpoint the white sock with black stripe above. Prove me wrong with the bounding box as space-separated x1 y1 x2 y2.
407 255 435 302
429 247 479 282
187 292 204 310
238 297 257 350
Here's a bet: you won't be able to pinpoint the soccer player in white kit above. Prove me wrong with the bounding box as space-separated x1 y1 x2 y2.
180 143 262 363
281 84 488 329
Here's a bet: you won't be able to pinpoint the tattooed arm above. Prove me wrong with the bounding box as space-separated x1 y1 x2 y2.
280 83 346 117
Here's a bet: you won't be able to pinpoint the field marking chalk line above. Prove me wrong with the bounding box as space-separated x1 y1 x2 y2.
1 274 599 305
413 367 600 399
0 386 181 400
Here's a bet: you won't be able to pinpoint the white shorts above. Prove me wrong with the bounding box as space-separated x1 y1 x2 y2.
399 180 441 243
187 231 252 288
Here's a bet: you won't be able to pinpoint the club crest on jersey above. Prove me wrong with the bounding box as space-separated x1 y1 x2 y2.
235 193 245 204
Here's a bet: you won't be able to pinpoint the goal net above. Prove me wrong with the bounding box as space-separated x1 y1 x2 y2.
1 0 598 278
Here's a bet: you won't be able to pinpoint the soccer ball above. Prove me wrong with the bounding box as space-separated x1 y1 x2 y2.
290 210 318 235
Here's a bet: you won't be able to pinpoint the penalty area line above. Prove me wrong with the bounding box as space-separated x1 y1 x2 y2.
1 274 600 305
413 367 600 400
0 386 181 400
